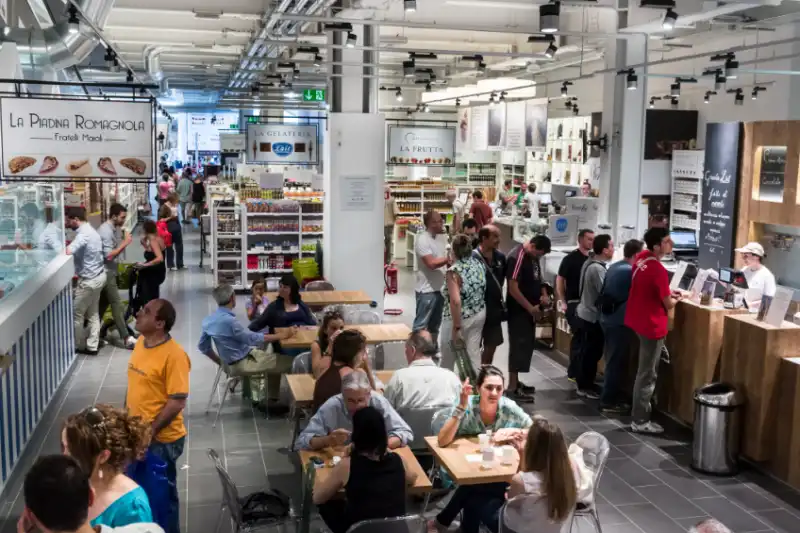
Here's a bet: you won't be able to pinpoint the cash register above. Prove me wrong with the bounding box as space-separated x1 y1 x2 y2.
719 267 748 308
671 230 699 260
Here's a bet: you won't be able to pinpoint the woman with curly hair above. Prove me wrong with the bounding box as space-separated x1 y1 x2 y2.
62 404 153 528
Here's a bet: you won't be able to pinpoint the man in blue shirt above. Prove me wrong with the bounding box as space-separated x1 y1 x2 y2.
199 284 296 407
598 239 643 414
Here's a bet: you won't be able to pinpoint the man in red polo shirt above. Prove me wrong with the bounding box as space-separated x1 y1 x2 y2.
469 190 494 229
625 227 682 434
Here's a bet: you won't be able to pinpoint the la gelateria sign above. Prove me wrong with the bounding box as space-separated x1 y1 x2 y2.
387 125 456 166
0 97 153 180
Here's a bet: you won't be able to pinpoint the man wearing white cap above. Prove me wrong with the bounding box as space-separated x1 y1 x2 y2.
734 242 776 309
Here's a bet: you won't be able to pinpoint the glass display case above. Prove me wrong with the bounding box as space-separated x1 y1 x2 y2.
0 183 65 301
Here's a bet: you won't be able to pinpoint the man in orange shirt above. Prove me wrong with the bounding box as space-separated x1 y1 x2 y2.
127 299 190 533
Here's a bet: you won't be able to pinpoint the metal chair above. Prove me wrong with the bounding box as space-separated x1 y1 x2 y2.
206 339 271 426
345 515 427 533
569 431 611 533
396 407 442 452
287 351 313 450
207 448 295 533
374 341 407 370
305 280 335 291
297 461 316 533
421 407 454 514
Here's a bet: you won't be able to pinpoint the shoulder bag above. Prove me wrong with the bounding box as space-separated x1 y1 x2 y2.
475 250 507 321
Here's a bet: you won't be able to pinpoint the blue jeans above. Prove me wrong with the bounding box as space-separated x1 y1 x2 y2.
148 436 185 533
601 324 632 406
436 483 506 533
413 291 445 341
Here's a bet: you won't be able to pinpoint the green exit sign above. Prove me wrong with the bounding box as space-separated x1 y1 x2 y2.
247 116 259 124
229 124 238 129
303 89 326 102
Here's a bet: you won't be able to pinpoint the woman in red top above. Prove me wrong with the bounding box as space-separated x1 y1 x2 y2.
469 190 494 229
624 227 681 435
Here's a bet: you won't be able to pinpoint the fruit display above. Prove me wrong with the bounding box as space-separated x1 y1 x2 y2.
245 199 300 213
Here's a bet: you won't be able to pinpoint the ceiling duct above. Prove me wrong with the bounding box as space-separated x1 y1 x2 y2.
12 0 115 70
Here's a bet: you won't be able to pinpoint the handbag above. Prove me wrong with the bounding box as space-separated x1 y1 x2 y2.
475 250 508 321
126 451 172 531
240 489 291 522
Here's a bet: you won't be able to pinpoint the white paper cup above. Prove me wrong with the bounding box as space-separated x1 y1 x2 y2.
478 433 490 451
502 446 515 466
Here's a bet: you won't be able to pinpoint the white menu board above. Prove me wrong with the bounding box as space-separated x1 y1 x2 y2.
187 113 238 152
469 106 488 152
525 99 548 152
0 97 153 180
504 101 526 151
246 124 320 165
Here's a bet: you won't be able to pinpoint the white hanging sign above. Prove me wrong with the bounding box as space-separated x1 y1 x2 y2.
0 97 153 180
524 100 548 152
504 101 526 151
246 124 320 165
386 126 455 166
469 106 488 151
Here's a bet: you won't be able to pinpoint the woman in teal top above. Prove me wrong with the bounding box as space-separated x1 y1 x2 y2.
63 405 154 528
441 234 487 372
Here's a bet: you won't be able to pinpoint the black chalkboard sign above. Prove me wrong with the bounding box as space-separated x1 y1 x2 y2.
758 146 786 203
699 122 742 270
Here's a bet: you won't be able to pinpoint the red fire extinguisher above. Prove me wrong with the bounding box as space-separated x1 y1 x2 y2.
385 263 398 295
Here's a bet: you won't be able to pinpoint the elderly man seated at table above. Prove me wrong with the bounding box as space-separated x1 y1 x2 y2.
296 370 414 451
385 330 462 411
198 284 296 411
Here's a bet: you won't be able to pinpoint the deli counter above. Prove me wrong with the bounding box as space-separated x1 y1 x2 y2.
0 184 75 496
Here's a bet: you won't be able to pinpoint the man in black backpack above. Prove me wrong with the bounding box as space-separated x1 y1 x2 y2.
574 234 614 399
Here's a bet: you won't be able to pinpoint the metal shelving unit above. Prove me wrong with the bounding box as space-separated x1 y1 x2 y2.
670 150 704 238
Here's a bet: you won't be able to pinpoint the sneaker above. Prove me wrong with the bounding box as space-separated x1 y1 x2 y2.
124 336 137 349
507 388 535 403
601 403 631 415
518 383 536 394
577 388 601 400
76 348 98 356
631 420 665 434
168 267 177 271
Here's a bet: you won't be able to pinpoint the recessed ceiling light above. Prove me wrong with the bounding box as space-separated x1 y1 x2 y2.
662 8 678 31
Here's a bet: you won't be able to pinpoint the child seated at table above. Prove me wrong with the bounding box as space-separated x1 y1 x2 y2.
428 366 532 533
313 406 418 533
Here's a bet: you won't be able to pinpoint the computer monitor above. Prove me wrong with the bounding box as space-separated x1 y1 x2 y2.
671 231 697 249
565 190 577 198
538 193 552 206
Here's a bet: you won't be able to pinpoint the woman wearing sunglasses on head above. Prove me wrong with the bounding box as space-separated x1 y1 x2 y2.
62 404 153 528
428 366 533 533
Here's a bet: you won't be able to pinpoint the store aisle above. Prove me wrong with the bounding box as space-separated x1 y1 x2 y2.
1 230 800 533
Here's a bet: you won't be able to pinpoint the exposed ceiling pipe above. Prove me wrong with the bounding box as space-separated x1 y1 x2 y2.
10 0 115 70
619 2 765 34
109 7 262 21
144 45 244 83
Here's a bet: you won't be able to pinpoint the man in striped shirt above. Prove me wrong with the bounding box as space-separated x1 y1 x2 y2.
505 235 551 402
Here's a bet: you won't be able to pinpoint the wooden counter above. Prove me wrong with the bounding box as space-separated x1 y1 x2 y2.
774 356 800 488
279 323 411 349
659 300 746 425
720 314 800 461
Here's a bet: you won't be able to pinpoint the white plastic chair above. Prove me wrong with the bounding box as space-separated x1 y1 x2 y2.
345 514 426 533
569 431 611 533
498 493 573 533
288 351 313 450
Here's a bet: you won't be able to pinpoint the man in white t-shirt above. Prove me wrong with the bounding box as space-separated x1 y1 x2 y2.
524 183 540 219
734 242 777 310
446 189 465 237
414 210 450 344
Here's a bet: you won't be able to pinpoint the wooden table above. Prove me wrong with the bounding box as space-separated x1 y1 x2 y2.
285 371 396 407
720 314 800 461
265 290 373 306
280 323 411 349
298 446 433 494
424 436 519 486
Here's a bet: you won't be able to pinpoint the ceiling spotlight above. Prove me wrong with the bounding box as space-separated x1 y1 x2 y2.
403 60 415 77
126 70 133 83
540 1 560 34
544 41 558 59
406 110 413 117
104 48 114 69
424 104 431 113
649 98 655 108
285 85 298 98
670 97 679 109
561 81 571 96
573 106 579 116
210 115 217 125
751 86 766 100
477 62 487 75
251 84 259 100
714 73 725 91
565 100 572 109
725 58 738 79
2 26 9 37
670 81 680 97
345 32 357 48
499 91 507 102
404 0 417 12
313 54 322 67
704 91 710 104
395 88 403 102
626 70 638 91
662 8 678 30
734 89 744 106
425 82 432 92
455 97 461 107
489 92 496 105
67 6 80 34
139 87 147 96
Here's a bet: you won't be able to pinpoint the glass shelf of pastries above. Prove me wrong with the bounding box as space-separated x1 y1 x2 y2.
512 212 549 244
0 183 65 301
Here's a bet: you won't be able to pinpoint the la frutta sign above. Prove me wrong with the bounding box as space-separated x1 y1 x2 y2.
0 97 153 181
387 126 456 166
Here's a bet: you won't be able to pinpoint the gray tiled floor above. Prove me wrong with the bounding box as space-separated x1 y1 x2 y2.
1 229 800 533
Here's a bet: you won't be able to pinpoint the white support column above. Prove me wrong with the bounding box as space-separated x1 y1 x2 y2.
598 35 648 239
323 24 386 309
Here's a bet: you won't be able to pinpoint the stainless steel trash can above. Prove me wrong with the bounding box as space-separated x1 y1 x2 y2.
692 383 743 476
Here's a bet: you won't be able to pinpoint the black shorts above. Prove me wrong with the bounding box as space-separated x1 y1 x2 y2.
507 312 536 373
482 320 504 348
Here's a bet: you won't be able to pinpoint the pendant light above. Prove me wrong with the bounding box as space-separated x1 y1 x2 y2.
539 1 560 34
